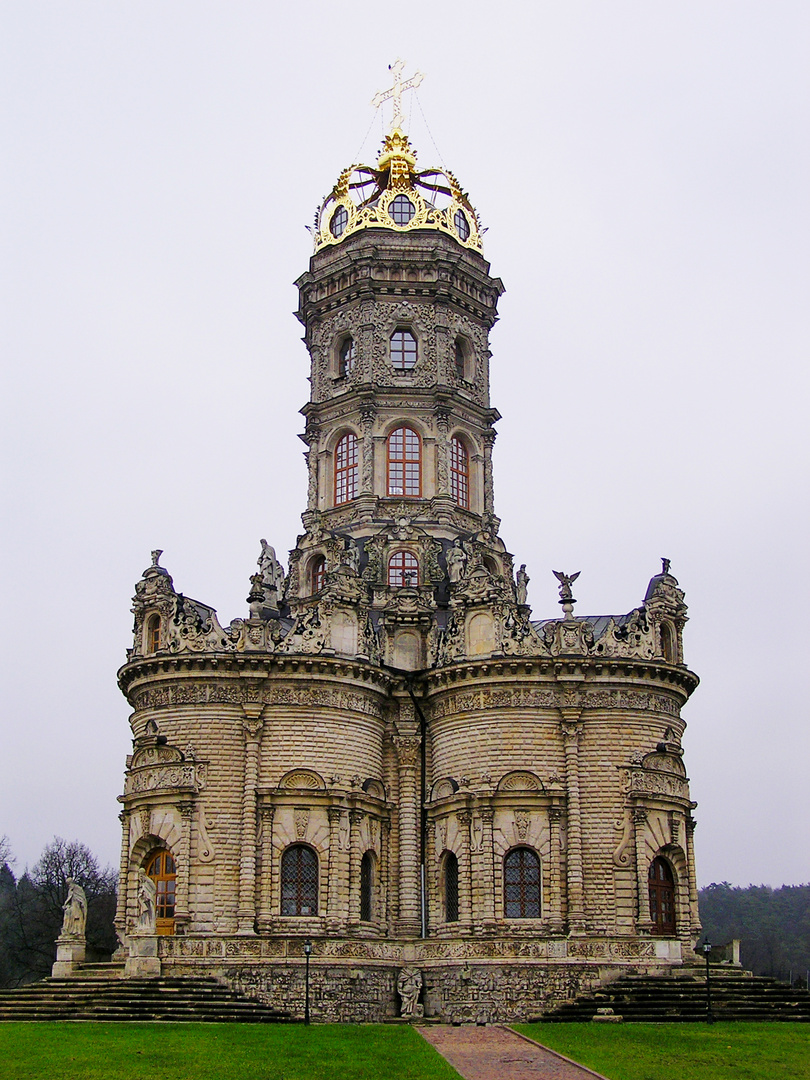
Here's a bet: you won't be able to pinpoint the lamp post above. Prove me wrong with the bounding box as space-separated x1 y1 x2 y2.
304 939 312 1025
702 937 714 1024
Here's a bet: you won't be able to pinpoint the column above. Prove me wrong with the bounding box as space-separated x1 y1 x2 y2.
360 407 375 496
256 805 275 933
686 816 700 934
237 711 263 934
475 806 496 930
115 809 131 939
380 819 391 932
305 422 320 511
455 810 472 931
393 734 422 935
561 719 585 933
482 430 496 515
435 408 449 495
547 805 564 933
348 809 365 927
633 807 654 934
425 818 438 930
174 801 193 933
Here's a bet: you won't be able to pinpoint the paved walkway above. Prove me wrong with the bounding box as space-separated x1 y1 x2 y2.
418 1025 610 1080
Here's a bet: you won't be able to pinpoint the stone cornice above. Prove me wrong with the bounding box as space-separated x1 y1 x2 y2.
118 652 393 702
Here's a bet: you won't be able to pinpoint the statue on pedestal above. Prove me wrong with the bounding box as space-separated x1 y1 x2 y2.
137 868 157 933
60 879 87 939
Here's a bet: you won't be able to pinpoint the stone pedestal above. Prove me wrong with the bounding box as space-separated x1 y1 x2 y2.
52 936 85 977
125 934 161 977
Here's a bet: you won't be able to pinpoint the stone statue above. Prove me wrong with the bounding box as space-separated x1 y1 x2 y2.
137 868 157 933
342 539 360 575
516 564 529 605
60 879 87 939
397 966 423 1018
258 540 285 593
661 557 671 575
553 569 580 601
446 539 467 584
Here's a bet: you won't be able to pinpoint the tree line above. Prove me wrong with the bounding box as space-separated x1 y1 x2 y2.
0 835 117 987
698 882 810 985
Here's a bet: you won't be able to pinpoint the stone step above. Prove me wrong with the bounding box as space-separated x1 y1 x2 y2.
541 970 810 1023
0 974 293 1023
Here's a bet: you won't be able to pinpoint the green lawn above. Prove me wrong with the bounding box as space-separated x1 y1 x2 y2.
0 1023 462 1080
515 1022 810 1080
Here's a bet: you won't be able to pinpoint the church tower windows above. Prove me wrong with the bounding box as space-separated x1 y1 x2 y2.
388 550 419 587
310 555 326 594
387 426 421 496
450 436 469 509
504 847 541 919
454 338 468 380
146 614 161 654
389 194 416 226
390 329 417 370
281 844 319 916
338 336 355 377
334 432 359 504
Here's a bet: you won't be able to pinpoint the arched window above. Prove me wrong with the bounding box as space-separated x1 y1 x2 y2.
144 849 176 934
147 614 161 653
387 426 421 496
388 550 419 588
338 336 355 377
504 847 541 918
648 856 676 935
360 851 374 922
661 622 676 664
390 330 417 370
450 437 469 509
444 851 459 923
310 556 326 594
454 339 466 380
281 845 318 916
334 433 359 505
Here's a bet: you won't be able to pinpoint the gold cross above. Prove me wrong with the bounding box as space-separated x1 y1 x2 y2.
371 60 424 133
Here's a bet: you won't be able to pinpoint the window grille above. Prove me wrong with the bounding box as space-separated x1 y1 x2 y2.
281 845 318 916
445 852 459 922
360 851 374 921
504 847 541 918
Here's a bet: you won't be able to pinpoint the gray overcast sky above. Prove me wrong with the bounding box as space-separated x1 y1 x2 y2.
1 2 808 887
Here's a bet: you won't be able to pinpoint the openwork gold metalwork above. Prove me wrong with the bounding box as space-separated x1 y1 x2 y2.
313 130 483 254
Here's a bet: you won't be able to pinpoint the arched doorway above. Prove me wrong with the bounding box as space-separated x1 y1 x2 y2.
648 856 676 935
144 849 176 935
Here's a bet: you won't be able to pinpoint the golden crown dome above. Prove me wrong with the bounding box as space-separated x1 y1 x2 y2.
312 129 483 253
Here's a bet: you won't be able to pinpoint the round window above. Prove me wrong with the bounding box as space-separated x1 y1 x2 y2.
389 195 415 226
330 205 348 238
454 209 470 241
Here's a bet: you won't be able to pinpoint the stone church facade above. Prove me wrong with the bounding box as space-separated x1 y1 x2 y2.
114 126 701 1022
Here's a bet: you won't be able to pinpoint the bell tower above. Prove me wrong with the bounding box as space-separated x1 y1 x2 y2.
287 126 513 667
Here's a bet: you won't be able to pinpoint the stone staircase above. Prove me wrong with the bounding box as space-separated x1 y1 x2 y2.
538 968 810 1023
0 965 293 1023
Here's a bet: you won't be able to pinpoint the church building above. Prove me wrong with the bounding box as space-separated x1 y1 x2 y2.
114 87 701 1021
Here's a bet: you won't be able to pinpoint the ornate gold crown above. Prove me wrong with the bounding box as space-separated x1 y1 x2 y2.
312 130 483 253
